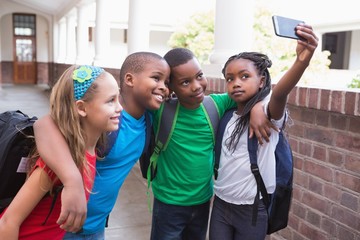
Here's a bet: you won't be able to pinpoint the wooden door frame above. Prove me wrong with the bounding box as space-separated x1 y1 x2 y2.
12 13 37 84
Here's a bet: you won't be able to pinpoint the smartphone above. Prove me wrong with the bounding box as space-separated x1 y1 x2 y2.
272 15 305 40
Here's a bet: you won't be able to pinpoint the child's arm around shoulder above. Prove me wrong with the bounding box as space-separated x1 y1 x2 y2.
250 95 278 144
210 93 277 144
269 24 318 120
0 168 51 239
33 114 86 232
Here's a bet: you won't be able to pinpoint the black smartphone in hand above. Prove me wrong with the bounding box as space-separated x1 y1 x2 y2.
272 15 305 40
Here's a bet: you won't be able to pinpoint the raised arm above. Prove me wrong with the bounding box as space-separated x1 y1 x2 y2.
269 24 318 120
33 114 86 232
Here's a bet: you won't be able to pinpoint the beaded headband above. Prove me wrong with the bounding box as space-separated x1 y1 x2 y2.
73 65 104 100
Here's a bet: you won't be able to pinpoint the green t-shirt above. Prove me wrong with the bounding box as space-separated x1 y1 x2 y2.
151 93 235 206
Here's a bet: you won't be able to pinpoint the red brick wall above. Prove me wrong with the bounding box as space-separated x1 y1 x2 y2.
207 77 360 240
0 61 13 84
1 61 54 85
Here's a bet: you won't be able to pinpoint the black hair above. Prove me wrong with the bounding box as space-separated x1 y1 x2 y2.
222 52 272 151
163 48 195 82
119 51 163 88
164 48 195 68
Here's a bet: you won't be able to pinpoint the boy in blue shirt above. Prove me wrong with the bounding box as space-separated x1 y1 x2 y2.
33 52 170 239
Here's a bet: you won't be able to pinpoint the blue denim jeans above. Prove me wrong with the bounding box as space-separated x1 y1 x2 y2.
62 229 105 240
209 195 268 240
150 197 210 240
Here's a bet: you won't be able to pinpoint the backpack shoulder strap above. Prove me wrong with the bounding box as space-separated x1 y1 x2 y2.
213 108 236 180
143 111 152 154
202 96 220 141
147 99 178 180
248 130 270 226
155 99 178 150
98 114 122 157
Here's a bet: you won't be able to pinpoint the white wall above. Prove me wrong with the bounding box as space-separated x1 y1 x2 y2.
0 14 13 61
36 15 49 62
149 31 172 57
0 0 51 63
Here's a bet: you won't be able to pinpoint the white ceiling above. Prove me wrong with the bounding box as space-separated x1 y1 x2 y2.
8 0 84 19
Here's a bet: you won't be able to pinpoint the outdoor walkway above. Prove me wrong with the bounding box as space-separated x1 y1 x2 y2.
0 84 152 239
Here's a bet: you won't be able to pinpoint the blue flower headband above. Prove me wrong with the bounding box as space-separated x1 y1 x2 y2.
73 65 104 100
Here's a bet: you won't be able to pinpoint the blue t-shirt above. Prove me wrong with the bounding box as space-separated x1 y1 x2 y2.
81 110 147 234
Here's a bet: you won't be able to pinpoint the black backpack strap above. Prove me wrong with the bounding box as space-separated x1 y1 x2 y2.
156 100 178 150
145 100 178 211
98 114 123 158
143 111 152 153
147 99 178 181
248 131 270 226
42 185 64 225
202 96 219 141
213 108 236 180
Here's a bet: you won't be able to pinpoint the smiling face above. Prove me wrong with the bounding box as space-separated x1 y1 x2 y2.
131 58 170 110
169 57 207 109
224 58 264 111
80 72 122 136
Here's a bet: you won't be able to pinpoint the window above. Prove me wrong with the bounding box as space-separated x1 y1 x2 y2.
13 14 36 36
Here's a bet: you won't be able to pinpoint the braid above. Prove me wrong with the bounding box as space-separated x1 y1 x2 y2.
222 52 272 151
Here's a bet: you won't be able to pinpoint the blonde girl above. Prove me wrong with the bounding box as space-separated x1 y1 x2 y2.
0 65 122 239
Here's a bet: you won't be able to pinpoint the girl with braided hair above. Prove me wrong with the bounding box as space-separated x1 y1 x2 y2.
209 24 318 240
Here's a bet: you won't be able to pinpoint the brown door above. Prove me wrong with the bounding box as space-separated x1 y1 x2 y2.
13 13 37 84
13 36 37 84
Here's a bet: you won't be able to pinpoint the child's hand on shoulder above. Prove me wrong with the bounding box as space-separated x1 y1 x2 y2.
249 102 279 145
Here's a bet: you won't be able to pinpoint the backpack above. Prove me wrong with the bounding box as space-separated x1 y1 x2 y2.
139 96 220 182
0 110 37 213
214 108 293 234
0 110 65 225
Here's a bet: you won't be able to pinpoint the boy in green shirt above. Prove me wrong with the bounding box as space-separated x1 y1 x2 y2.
150 48 273 240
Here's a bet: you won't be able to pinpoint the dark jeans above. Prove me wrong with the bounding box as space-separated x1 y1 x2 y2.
209 195 268 240
63 230 104 240
150 197 210 240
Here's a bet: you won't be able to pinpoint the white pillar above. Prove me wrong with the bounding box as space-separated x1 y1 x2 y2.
127 0 150 54
209 0 255 65
57 18 66 63
93 0 110 67
76 3 90 65
65 14 76 63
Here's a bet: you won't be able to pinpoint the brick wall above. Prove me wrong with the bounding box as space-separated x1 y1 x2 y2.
207 77 360 240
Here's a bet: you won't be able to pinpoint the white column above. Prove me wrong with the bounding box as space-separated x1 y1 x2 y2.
127 0 150 54
76 3 90 65
93 0 110 67
65 14 76 63
57 18 66 63
209 0 255 65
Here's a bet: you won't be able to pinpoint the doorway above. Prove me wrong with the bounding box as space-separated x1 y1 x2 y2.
13 13 37 84
322 31 351 70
